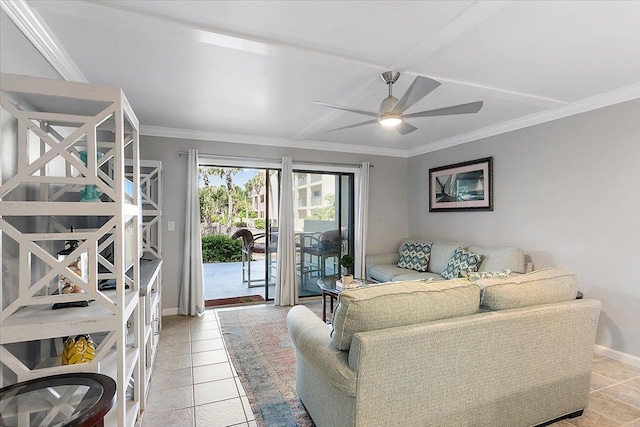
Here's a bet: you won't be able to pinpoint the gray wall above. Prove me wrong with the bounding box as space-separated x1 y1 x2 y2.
0 11 61 79
140 136 408 310
407 99 640 358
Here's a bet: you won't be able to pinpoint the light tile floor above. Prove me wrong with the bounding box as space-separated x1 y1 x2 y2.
141 308 256 427
142 304 640 427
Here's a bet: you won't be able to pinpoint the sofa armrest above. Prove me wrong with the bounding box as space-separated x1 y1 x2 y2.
286 305 357 396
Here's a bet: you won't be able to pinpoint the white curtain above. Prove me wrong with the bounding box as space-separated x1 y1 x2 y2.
355 162 370 279
275 156 297 306
178 148 205 316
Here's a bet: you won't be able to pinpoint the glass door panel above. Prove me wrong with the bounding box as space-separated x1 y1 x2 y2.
340 174 355 272
200 167 275 302
294 171 354 297
264 169 279 300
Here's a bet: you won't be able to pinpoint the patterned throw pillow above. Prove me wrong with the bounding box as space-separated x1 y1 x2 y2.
397 241 433 272
461 269 512 281
441 247 484 280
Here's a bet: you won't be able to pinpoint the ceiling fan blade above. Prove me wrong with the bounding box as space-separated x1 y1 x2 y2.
390 76 441 114
312 101 379 118
396 122 417 135
403 101 483 118
326 119 378 132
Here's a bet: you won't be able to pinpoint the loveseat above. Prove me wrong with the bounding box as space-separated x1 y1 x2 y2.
366 239 530 282
287 267 600 427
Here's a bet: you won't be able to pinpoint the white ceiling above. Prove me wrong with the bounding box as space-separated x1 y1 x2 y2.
6 0 640 157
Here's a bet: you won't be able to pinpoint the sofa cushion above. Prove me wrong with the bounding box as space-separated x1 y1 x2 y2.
331 279 480 351
441 247 483 280
468 246 526 274
368 263 441 283
427 243 465 274
477 267 578 310
369 264 410 283
397 241 432 272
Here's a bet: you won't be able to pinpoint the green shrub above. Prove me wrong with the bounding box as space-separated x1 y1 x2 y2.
234 220 247 227
254 219 265 230
201 234 243 263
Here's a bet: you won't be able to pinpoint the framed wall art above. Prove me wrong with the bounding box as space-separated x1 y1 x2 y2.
429 157 493 212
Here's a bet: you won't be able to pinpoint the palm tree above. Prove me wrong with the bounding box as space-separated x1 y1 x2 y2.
244 172 265 220
245 173 265 196
209 167 242 233
199 167 215 188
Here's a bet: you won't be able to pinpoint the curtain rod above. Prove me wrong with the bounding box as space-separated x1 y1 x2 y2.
177 151 373 168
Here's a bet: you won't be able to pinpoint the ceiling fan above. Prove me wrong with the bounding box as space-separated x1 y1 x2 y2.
313 71 483 135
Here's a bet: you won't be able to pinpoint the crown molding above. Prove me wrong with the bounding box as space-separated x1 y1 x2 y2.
408 82 640 157
0 0 87 82
140 125 410 158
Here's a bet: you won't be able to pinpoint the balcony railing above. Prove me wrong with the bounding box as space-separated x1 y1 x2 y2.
298 199 307 207
310 196 322 206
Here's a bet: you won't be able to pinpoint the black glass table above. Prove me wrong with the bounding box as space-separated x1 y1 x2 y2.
0 372 116 427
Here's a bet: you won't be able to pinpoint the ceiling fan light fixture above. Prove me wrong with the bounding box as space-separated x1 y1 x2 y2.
316 71 483 135
378 114 403 127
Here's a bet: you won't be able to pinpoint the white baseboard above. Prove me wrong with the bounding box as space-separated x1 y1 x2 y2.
594 344 640 368
162 307 179 316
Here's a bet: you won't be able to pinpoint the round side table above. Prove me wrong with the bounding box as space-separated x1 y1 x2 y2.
0 372 116 427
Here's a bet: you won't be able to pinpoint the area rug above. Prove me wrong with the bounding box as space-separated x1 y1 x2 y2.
218 301 323 427
205 295 265 307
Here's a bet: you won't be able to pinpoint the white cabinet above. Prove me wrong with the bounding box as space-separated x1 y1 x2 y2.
0 73 142 426
127 160 163 412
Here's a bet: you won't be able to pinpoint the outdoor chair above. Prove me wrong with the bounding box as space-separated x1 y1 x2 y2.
298 229 347 287
231 228 277 287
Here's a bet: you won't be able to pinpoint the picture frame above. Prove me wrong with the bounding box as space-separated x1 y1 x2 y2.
429 157 493 212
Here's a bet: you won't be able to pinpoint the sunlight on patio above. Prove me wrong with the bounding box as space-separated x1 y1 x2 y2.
203 260 274 300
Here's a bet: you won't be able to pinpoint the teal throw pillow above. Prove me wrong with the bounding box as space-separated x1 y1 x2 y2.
397 241 432 272
441 247 484 280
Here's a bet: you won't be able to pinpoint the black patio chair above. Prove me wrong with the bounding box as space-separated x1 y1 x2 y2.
231 228 277 287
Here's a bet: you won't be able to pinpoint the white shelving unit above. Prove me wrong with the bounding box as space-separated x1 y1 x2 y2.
0 73 142 427
126 159 163 412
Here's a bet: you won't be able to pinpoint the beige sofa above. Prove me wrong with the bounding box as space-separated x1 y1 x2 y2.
365 239 530 282
287 268 600 427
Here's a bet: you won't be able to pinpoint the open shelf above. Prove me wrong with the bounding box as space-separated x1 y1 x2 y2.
1 73 145 427
0 290 138 344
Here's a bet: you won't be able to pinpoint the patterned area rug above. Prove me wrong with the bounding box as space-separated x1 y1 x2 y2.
205 295 265 307
218 301 323 427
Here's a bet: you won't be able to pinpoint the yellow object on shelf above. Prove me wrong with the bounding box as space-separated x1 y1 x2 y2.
61 335 96 365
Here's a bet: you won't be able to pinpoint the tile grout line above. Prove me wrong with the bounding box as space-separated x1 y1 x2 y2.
564 406 619 427
594 380 640 412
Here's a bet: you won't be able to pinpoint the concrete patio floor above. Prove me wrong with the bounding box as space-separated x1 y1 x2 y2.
203 261 274 301
203 260 326 301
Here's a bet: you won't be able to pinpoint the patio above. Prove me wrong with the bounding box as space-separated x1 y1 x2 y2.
203 259 328 301
203 260 274 301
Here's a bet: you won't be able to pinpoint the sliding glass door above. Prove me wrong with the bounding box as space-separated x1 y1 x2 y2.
294 171 354 296
199 166 278 303
198 163 353 303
